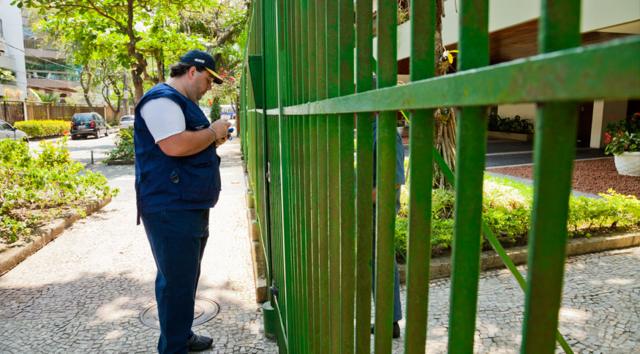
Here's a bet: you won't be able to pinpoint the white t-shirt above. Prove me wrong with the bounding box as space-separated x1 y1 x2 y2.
140 98 185 143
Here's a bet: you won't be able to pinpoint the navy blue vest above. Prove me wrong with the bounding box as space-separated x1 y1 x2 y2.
134 83 221 215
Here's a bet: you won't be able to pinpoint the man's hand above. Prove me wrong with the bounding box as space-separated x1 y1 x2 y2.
215 135 228 147
210 119 231 141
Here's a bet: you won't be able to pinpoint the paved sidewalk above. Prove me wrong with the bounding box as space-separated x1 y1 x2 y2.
3 137 639 353
0 140 278 353
390 247 640 353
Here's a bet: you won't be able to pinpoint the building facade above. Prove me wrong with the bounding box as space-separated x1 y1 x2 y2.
0 0 27 101
377 0 640 148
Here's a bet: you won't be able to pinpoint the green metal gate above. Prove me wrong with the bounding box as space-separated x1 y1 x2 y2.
239 0 640 353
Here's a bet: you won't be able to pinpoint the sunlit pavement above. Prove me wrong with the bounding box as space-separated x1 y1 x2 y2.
5 136 638 353
390 247 640 353
0 139 277 353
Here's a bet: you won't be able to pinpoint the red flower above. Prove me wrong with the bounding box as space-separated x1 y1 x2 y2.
603 132 612 145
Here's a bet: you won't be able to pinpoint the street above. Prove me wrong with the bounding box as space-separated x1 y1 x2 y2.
29 133 118 166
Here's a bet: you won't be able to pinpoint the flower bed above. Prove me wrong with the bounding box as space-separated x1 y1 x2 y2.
0 138 117 243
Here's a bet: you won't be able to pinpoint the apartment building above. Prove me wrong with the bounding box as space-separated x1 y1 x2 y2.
0 0 27 100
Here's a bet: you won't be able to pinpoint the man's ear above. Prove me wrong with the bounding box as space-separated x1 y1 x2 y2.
188 66 197 79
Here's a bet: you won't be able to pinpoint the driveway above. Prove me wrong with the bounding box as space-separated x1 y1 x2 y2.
0 138 277 353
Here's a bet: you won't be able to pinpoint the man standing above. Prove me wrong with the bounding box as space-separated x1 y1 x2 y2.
134 50 231 353
371 118 405 339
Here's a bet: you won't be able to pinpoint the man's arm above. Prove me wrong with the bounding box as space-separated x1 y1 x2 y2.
158 120 230 157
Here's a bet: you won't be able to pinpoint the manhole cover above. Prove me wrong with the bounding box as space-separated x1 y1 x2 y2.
140 298 220 329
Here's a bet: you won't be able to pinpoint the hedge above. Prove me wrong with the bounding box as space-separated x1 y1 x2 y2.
14 120 69 138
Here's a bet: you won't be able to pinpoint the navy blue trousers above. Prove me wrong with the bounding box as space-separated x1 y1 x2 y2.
142 209 210 354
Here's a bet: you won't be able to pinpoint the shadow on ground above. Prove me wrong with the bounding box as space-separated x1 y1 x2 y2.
0 271 271 353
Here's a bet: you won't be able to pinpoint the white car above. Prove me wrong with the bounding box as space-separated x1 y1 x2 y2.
0 119 29 142
119 115 135 129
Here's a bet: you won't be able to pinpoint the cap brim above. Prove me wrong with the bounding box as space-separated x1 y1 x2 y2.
205 68 224 84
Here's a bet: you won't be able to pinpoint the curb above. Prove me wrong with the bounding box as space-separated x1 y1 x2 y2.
244 170 269 303
104 160 134 166
0 196 112 276
398 231 640 283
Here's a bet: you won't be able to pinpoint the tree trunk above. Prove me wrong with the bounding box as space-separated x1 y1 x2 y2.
156 50 165 83
126 0 146 102
80 64 94 109
102 77 123 123
433 0 457 188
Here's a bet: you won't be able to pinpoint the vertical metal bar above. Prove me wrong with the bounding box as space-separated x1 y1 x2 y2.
291 117 301 353
316 0 330 351
522 1 581 353
272 0 293 348
403 0 436 352
374 0 398 351
326 0 342 350
447 0 489 352
338 0 356 351
290 1 302 350
306 0 319 351
354 0 374 351
299 0 311 352
279 0 293 347
293 1 302 350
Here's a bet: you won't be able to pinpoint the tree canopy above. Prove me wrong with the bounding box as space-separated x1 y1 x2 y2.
14 0 249 103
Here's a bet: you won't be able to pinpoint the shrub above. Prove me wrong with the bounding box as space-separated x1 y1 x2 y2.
210 97 221 122
488 113 534 134
568 190 640 235
0 138 116 243
394 213 454 261
14 120 69 138
104 127 134 164
394 176 640 261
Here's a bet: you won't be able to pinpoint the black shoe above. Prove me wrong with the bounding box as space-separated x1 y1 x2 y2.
370 322 401 339
187 334 213 352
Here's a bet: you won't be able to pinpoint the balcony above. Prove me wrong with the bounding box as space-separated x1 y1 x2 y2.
0 54 17 72
25 48 65 60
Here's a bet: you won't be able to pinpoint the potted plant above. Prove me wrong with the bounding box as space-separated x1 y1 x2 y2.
604 113 640 176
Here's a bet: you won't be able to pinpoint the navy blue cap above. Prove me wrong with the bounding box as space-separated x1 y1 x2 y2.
180 50 224 84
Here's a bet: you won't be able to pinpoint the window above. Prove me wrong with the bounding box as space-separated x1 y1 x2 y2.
1 122 13 131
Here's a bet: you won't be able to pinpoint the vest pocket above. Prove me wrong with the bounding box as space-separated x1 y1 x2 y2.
178 151 221 202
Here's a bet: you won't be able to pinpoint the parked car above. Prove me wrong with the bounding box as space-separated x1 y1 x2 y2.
0 119 29 142
70 112 108 139
119 115 135 129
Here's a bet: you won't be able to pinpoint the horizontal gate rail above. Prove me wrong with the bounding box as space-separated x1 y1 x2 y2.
262 37 640 115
